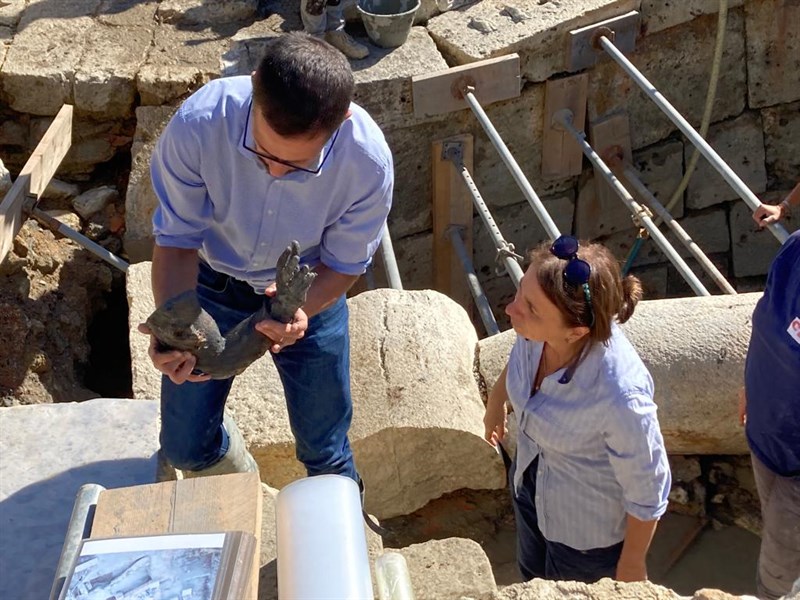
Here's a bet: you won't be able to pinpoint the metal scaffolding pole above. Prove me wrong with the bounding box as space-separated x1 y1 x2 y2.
555 110 710 296
463 90 562 241
597 35 789 245
444 144 525 288
623 166 737 295
447 227 501 336
379 226 403 290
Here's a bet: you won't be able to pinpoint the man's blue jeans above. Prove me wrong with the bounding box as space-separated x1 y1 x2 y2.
159 262 357 481
510 457 623 583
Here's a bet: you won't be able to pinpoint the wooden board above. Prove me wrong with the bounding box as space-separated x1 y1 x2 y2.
91 473 263 599
542 74 588 180
589 112 633 208
0 104 73 264
566 10 640 71
412 54 520 119
432 134 473 311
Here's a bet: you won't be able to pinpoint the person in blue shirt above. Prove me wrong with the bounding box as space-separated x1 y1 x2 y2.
741 218 800 599
484 236 671 583
138 33 393 486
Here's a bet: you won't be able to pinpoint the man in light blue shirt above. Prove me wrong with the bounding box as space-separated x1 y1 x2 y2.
139 33 393 487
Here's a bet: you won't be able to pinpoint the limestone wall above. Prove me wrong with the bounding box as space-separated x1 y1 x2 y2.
0 0 798 304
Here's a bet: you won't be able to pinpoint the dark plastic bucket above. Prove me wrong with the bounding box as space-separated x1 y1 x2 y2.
357 0 420 48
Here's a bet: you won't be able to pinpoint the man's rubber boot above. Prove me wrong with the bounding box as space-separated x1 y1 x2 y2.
183 413 260 479
358 475 388 537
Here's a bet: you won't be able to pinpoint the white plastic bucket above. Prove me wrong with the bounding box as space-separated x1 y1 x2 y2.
276 474 374 599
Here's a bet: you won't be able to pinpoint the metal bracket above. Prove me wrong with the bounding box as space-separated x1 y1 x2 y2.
441 141 464 165
566 11 640 71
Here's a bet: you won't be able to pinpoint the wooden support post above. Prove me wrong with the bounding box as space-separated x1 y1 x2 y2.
91 473 263 600
589 112 633 207
412 55 521 119
432 134 473 311
0 104 73 264
542 74 588 180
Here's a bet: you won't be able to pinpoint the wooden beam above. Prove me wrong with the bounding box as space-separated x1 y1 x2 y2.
589 112 633 208
412 54 520 119
542 74 588 180
0 104 73 264
432 134 473 311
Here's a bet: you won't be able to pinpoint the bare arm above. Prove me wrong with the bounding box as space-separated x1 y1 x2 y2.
303 263 359 318
616 514 659 582
151 245 200 307
484 364 510 444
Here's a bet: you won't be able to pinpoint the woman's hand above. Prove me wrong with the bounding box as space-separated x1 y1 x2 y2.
483 398 507 447
138 323 211 384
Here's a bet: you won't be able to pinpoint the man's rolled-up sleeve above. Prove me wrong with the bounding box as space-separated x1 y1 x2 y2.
320 154 393 275
604 393 672 521
150 111 213 249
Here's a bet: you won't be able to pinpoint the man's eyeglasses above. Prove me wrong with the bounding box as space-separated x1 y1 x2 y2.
242 99 339 175
549 235 595 328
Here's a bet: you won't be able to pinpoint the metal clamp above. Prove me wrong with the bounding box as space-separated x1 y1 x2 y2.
495 242 523 277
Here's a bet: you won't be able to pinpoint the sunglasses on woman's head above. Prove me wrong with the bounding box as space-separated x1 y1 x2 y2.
549 235 595 328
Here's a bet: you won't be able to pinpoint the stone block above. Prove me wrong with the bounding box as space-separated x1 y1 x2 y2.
473 193 574 280
74 23 151 118
641 0 743 35
473 82 576 211
394 538 497 600
219 13 285 76
666 252 730 298
124 105 178 263
0 17 92 115
392 231 433 291
0 0 25 28
589 10 746 150
576 174 638 239
352 27 449 130
426 0 638 83
0 398 159 600
97 0 160 26
129 268 505 519
628 265 669 300
686 112 766 210
630 139 685 218
157 0 259 25
136 23 237 105
745 0 800 108
478 293 763 454
731 195 798 278
669 208 731 260
762 100 800 189
480 274 515 331
492 577 683 599
598 228 669 269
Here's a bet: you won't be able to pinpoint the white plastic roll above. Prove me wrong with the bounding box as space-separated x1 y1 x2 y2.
276 474 374 599
374 552 415 600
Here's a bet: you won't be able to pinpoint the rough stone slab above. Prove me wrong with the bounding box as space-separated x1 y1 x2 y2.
640 0 743 35
219 12 285 76
685 112 766 210
629 265 669 300
588 10 746 150
0 17 92 115
392 231 433 291
731 195 798 278
575 174 637 240
157 0 259 25
393 538 497 600
473 193 574 280
352 27 449 130
630 139 685 219
97 0 160 26
0 0 25 28
128 268 505 519
478 293 765 454
762 100 800 189
745 0 800 108
20 0 101 20
426 0 638 83
490 577 682 599
597 227 681 269
74 23 152 118
124 105 178 263
665 209 730 267
0 398 159 600
666 252 730 298
137 23 236 105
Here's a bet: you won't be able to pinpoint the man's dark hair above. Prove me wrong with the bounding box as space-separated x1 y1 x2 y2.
253 32 355 137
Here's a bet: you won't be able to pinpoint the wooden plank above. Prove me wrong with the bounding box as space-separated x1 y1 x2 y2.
432 134 473 311
566 11 640 71
589 112 633 208
92 473 262 599
542 74 588 180
412 54 520 119
0 104 73 264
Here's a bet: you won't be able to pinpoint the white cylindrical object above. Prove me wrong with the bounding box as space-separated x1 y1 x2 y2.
374 552 415 600
276 474 374 599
